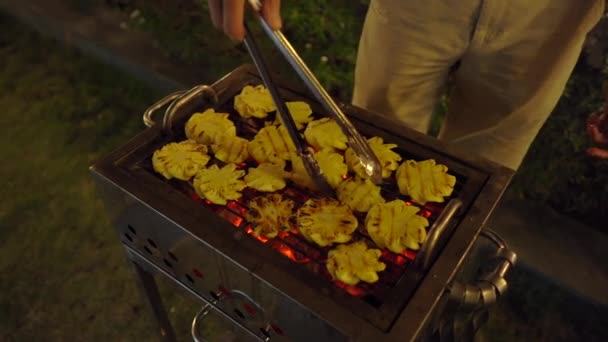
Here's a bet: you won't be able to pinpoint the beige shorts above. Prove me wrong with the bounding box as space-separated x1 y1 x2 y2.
353 0 605 169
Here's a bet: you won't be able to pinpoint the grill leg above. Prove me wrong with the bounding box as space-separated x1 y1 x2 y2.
132 261 177 342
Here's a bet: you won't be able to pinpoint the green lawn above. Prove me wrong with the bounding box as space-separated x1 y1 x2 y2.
1 11 607 342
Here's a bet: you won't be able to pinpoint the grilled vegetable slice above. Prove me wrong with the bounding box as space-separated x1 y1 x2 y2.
193 164 246 205
234 85 276 119
345 136 402 179
337 177 385 212
212 135 250 164
326 241 386 285
304 118 348 151
249 125 297 164
365 200 429 253
395 159 456 204
246 194 295 238
273 101 314 130
185 108 236 145
297 198 358 247
245 162 287 192
289 149 347 190
152 140 210 181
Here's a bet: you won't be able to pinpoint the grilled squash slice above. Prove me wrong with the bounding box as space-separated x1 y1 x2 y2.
246 194 295 238
193 164 246 205
212 135 250 164
304 118 348 151
273 101 314 130
185 108 236 145
345 136 402 179
234 85 276 119
245 162 287 192
395 159 456 204
152 140 210 181
365 200 429 253
326 241 386 285
289 149 347 190
336 177 385 212
249 125 297 164
297 198 358 247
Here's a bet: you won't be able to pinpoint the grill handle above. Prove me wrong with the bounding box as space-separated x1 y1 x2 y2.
142 85 218 135
447 228 517 309
143 90 186 127
414 199 463 272
191 304 267 342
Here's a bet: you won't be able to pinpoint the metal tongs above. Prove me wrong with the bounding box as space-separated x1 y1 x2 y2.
243 0 383 195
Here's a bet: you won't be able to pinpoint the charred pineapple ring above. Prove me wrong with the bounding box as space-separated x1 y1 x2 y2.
193 164 246 205
248 125 297 164
326 241 386 285
246 194 295 238
365 200 429 253
234 85 276 119
152 140 210 181
345 136 402 179
245 162 287 192
395 159 456 205
304 118 348 151
273 101 314 130
212 135 250 164
336 177 385 212
185 108 236 145
289 149 348 190
297 198 358 247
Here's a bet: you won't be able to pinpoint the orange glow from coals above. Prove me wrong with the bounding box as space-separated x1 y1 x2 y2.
335 281 366 297
420 210 432 218
402 250 417 260
245 226 269 243
275 243 311 263
341 174 350 180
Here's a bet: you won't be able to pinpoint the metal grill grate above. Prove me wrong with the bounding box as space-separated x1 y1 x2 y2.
144 101 465 307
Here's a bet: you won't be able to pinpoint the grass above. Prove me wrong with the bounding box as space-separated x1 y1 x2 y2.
1 10 607 342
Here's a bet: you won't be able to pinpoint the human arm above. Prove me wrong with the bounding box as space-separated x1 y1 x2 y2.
207 0 282 41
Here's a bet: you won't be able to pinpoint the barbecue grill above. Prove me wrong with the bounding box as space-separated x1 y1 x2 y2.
90 65 516 341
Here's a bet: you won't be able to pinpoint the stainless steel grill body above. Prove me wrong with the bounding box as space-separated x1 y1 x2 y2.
91 65 514 341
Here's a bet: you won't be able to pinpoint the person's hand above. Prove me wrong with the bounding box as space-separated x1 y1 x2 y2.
586 110 608 159
208 0 282 41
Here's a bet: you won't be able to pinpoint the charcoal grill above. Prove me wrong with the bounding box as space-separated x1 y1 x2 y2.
90 65 516 341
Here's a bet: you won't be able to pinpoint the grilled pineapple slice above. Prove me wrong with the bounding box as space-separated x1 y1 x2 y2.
345 136 402 179
193 164 246 205
273 101 314 130
249 125 297 164
365 200 429 253
185 108 236 145
337 177 385 212
326 241 386 285
245 162 287 192
152 140 210 181
297 198 358 247
396 159 456 204
304 118 348 151
246 194 295 238
234 85 276 119
212 135 250 164
289 149 348 190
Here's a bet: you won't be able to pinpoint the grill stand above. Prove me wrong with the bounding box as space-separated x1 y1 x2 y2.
130 257 177 342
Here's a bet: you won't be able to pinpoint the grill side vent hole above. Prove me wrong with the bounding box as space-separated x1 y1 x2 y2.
143 246 152 254
234 309 245 319
124 233 133 242
168 251 178 262
185 274 194 283
147 238 157 249
127 225 136 235
163 258 173 268
193 268 204 278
